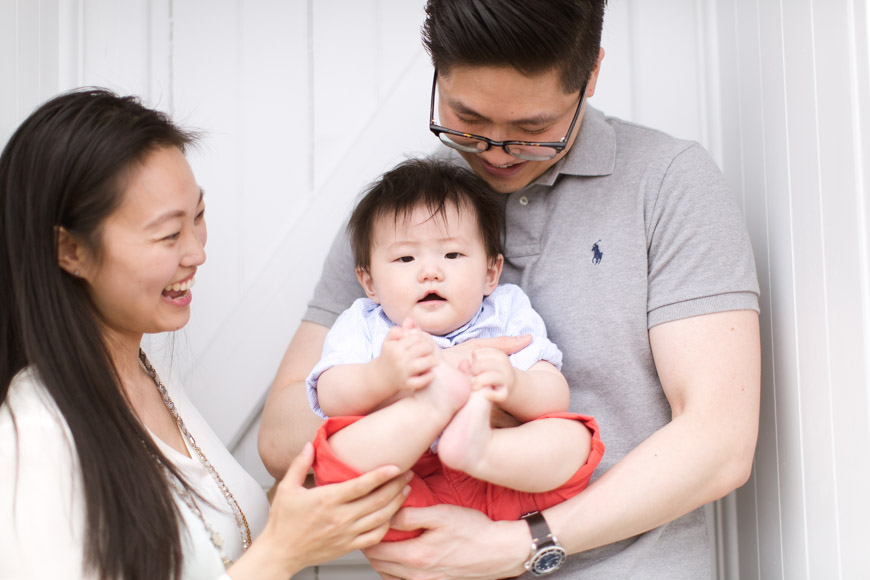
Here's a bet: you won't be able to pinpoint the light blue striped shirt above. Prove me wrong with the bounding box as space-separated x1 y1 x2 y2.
306 283 562 418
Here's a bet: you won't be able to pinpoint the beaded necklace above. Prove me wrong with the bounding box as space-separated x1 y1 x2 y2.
139 349 252 568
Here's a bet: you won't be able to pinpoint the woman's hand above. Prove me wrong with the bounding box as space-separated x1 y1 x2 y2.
228 442 411 580
363 504 530 580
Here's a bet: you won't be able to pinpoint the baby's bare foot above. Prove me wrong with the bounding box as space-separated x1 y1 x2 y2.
415 357 472 419
437 389 493 472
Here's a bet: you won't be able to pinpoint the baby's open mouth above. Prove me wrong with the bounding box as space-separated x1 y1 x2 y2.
419 292 445 302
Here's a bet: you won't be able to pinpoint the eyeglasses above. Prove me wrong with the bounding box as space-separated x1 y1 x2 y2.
428 70 587 162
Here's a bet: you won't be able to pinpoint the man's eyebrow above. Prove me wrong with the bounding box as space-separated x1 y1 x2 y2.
145 188 204 229
447 99 559 127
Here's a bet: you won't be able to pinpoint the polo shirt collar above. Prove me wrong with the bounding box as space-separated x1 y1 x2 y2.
530 105 615 187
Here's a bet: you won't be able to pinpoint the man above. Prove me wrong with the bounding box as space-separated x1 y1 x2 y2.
259 1 761 578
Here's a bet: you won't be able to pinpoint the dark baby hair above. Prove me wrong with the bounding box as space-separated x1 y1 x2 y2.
349 157 504 271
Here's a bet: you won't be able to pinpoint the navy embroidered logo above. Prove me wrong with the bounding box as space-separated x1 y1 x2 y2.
591 240 603 264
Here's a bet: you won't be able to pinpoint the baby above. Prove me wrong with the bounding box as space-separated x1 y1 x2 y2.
306 158 604 540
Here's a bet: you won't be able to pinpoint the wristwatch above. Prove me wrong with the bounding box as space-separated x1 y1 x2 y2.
522 511 567 576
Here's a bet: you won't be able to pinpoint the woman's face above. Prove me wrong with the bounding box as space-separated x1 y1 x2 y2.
83 146 206 344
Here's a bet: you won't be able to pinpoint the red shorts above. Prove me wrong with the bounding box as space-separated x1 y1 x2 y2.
311 412 604 541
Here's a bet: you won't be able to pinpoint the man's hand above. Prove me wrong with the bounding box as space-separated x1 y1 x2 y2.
363 504 529 580
440 334 532 369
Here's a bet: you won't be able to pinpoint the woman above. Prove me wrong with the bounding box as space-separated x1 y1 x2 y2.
0 89 410 580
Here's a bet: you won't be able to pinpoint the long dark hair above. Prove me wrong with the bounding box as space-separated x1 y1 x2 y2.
0 89 198 579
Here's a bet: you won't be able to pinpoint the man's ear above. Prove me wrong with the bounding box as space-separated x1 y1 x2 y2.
586 47 605 98
55 226 88 278
355 267 380 303
484 254 504 295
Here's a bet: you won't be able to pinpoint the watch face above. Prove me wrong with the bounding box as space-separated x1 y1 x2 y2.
530 546 567 576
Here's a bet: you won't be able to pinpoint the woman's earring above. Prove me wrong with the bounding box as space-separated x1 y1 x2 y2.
74 270 80 277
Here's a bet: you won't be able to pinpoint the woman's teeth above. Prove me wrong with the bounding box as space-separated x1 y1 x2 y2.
164 278 195 293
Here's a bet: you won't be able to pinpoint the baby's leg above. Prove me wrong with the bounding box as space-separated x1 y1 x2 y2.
439 397 592 493
327 361 471 473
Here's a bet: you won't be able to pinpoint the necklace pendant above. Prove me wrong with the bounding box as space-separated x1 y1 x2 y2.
222 557 234 570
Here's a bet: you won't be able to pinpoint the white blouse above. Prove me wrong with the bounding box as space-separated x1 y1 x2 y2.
0 364 270 579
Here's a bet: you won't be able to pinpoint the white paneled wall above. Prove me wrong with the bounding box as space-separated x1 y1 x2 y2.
3 1 869 578
715 0 870 578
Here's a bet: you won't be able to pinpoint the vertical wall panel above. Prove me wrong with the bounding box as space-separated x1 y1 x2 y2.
715 0 870 577
596 0 634 122
14 0 40 118
627 0 706 143
758 0 808 578
0 0 19 140
171 0 244 362
312 0 380 189
716 1 769 577
818 1 870 577
781 3 841 577
237 1 309 287
79 0 150 94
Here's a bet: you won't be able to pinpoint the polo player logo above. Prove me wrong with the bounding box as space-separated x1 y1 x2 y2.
591 240 603 264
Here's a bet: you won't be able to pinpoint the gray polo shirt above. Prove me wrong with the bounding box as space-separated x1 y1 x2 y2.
304 106 759 579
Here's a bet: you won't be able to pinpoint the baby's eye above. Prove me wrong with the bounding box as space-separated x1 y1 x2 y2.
163 232 181 242
445 252 461 259
398 256 414 263
195 208 206 221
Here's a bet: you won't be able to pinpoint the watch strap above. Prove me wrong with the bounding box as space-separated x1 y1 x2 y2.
523 511 555 548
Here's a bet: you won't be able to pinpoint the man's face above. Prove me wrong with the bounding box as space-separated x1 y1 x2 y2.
434 58 601 194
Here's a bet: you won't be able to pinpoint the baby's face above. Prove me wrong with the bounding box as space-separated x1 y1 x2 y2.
358 202 502 336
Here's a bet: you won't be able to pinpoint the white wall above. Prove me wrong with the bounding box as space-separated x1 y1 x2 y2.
713 1 870 578
4 1 869 578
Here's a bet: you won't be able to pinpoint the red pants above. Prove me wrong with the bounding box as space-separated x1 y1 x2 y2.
312 412 604 541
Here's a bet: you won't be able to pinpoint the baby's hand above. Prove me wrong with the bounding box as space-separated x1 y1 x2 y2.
377 319 440 393
468 347 515 402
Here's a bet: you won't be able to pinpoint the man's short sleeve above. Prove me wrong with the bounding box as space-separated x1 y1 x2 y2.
646 143 760 327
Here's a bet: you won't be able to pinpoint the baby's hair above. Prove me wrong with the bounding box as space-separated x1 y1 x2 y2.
348 158 504 271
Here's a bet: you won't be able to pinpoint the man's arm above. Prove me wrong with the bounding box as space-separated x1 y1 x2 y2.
259 321 329 479
364 309 761 579
543 309 761 550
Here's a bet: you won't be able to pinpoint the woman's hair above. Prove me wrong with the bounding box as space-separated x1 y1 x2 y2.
422 0 606 93
0 88 198 579
348 157 504 272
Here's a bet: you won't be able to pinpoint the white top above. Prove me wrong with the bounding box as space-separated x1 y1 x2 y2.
0 363 270 579
306 283 563 418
